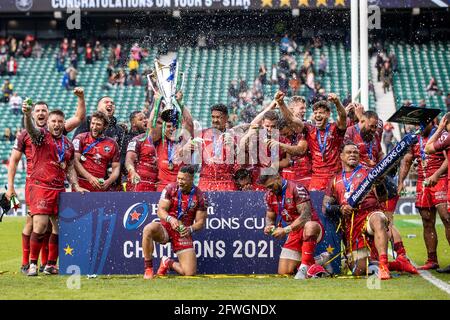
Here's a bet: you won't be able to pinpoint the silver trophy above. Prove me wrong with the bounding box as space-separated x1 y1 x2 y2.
146 58 184 122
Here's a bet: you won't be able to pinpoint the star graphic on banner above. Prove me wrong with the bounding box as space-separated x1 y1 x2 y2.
316 0 327 7
261 0 273 7
280 0 291 7
130 210 141 221
64 245 74 256
335 0 345 6
326 244 334 254
298 0 309 6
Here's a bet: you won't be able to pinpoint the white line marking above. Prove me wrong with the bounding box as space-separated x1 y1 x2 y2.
388 249 450 296
403 219 444 226
411 260 450 296
416 269 450 296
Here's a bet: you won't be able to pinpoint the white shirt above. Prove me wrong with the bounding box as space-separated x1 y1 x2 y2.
9 95 22 109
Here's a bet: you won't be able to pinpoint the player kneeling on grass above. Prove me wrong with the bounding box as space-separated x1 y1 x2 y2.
259 168 330 279
142 165 207 279
323 141 396 280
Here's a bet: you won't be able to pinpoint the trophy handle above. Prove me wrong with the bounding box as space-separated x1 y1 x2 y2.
146 74 158 94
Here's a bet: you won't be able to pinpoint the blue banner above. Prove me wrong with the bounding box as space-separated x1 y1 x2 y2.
59 191 341 275
348 133 418 208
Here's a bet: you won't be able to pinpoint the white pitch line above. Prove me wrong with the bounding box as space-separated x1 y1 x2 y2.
411 260 450 296
416 269 450 296
388 249 450 296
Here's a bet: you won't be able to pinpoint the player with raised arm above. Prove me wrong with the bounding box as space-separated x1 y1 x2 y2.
277 90 347 191
148 91 194 191
424 113 450 273
22 104 88 276
6 88 86 274
239 100 291 181
141 165 207 278
399 121 448 270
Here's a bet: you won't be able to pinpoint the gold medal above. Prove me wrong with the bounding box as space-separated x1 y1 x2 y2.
168 162 174 171
80 155 87 162
60 162 66 170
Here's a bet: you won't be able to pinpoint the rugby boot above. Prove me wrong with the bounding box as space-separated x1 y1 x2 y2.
294 264 309 280
27 263 38 277
418 259 439 271
378 263 391 280
20 264 29 275
43 264 59 275
143 267 154 279
436 264 450 274
157 256 174 276
396 255 418 274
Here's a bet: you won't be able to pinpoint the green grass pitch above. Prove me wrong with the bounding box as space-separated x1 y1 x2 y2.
0 215 449 300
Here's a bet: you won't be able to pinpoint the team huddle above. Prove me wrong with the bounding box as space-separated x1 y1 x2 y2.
6 86 450 279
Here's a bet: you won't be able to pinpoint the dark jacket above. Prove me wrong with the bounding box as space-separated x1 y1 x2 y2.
120 129 142 175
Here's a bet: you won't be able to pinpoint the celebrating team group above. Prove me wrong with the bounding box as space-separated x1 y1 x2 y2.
6 86 450 280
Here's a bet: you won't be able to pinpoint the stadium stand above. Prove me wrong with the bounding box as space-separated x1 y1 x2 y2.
389 41 449 111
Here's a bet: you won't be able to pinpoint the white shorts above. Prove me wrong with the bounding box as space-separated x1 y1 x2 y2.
366 211 388 236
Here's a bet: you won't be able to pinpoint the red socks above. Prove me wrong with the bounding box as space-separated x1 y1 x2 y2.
301 235 318 266
394 241 406 256
22 233 31 266
379 254 388 265
30 232 44 265
47 233 59 266
40 231 51 266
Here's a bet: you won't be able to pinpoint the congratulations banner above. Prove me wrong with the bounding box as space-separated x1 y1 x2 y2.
59 191 341 275
1 0 448 13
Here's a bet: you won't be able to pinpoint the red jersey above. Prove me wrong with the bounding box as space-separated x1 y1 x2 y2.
13 129 33 176
160 183 207 228
29 128 74 189
282 131 312 180
73 132 120 179
345 124 383 168
155 137 184 185
200 128 236 182
410 129 445 181
126 133 158 182
264 180 319 225
305 122 345 177
326 165 381 212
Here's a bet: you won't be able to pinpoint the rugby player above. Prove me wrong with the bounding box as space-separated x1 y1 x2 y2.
141 165 207 278
6 88 86 273
277 90 347 191
73 111 120 192
424 114 450 273
260 168 325 279
23 105 87 276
